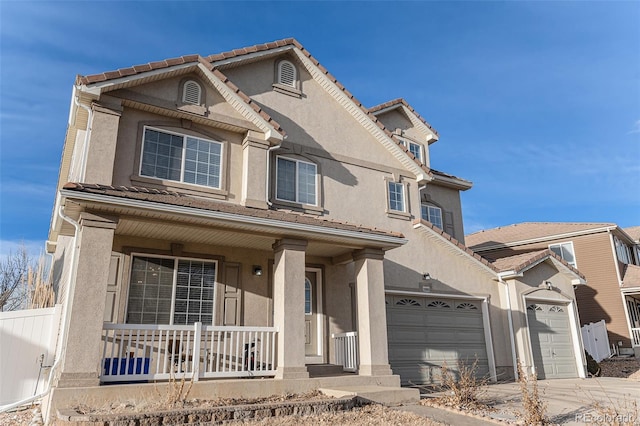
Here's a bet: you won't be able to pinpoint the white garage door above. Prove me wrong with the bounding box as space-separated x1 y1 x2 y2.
386 295 490 386
526 302 578 379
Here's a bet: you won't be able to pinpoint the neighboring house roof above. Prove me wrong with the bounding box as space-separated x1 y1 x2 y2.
466 222 617 251
622 264 640 288
624 226 640 243
368 98 440 139
76 37 434 183
61 183 404 240
412 220 585 282
490 249 586 281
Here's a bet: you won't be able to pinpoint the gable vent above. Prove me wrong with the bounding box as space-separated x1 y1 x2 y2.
278 60 296 87
183 80 202 105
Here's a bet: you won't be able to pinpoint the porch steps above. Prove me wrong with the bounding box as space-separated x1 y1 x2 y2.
307 364 347 377
319 385 420 406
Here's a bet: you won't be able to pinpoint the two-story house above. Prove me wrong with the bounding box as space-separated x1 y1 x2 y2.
42 38 587 421
467 223 640 357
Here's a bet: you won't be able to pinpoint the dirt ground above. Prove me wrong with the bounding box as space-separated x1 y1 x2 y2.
1 357 637 425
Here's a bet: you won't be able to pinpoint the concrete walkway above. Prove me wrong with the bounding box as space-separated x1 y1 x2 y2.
406 377 640 425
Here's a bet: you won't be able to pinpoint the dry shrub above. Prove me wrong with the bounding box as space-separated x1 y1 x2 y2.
517 361 549 425
155 371 194 408
433 358 489 410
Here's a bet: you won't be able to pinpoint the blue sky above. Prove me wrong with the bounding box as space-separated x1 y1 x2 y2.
1 1 639 257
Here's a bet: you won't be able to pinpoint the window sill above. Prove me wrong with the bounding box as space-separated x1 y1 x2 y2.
272 200 323 215
130 175 229 199
386 210 412 221
272 84 302 98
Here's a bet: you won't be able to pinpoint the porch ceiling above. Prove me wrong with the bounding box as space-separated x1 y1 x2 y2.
58 197 402 258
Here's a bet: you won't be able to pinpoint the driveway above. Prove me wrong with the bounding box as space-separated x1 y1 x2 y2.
481 377 640 424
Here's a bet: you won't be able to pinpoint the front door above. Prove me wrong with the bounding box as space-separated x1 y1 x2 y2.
304 269 324 363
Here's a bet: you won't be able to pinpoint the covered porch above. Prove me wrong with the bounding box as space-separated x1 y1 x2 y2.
51 183 406 390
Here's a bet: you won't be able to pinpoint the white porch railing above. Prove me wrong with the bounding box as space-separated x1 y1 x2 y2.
632 328 640 347
100 323 277 382
332 331 358 372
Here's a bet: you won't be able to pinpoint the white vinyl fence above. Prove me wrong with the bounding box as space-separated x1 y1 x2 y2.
581 320 611 362
0 305 62 407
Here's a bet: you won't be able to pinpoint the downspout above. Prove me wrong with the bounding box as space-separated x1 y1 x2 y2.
497 272 519 380
0 201 80 413
74 91 93 182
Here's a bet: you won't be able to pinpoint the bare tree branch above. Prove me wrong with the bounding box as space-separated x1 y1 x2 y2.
0 246 31 311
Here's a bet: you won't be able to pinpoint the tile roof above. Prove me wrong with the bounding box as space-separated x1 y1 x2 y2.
490 249 586 280
76 55 285 136
622 264 640 287
62 183 404 239
368 98 439 137
466 222 617 251
624 226 640 242
75 37 434 180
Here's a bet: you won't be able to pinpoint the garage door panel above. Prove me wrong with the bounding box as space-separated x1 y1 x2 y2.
387 296 489 385
527 302 578 379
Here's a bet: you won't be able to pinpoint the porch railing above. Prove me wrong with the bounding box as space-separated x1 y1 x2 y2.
332 331 358 372
632 328 640 347
100 323 278 382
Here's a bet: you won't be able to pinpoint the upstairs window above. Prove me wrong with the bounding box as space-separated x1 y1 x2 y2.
141 127 222 189
614 236 633 264
182 80 202 105
549 242 577 268
127 256 216 325
421 204 443 229
277 60 297 88
388 181 405 212
276 156 317 205
399 139 424 163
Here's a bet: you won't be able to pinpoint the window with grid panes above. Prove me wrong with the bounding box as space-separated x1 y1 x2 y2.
140 127 222 189
126 256 216 325
388 181 405 212
421 204 443 229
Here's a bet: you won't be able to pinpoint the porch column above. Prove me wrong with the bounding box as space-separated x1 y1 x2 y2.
272 238 309 379
354 248 393 376
56 212 118 387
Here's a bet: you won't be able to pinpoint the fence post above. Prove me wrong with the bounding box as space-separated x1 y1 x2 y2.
192 322 202 382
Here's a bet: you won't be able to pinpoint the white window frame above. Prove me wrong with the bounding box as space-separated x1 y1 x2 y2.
421 203 443 229
614 236 633 265
139 126 223 190
398 138 423 163
125 253 218 326
549 241 577 268
182 80 202 105
387 181 406 213
275 156 318 206
277 60 297 88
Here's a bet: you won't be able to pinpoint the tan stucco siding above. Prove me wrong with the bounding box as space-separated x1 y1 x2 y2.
222 57 408 171
421 183 465 241
111 107 245 200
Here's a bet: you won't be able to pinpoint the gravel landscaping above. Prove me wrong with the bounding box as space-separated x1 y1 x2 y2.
0 357 637 425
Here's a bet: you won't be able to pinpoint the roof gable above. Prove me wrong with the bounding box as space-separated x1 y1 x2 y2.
369 98 439 143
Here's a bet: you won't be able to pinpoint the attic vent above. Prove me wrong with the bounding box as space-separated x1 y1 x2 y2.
183 80 202 105
277 60 297 88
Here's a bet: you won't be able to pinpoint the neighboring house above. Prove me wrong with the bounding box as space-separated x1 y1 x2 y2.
42 38 587 421
467 223 640 357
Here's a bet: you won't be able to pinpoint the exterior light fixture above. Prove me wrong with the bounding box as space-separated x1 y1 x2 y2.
545 281 553 290
422 272 431 280
253 266 263 276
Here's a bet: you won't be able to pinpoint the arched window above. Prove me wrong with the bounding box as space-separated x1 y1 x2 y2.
182 80 202 105
277 60 297 88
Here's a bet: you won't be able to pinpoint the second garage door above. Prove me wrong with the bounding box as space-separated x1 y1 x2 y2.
386 295 491 385
526 301 578 379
